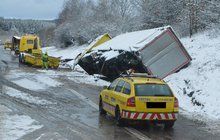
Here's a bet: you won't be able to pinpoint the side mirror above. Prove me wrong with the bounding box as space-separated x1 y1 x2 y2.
103 86 108 90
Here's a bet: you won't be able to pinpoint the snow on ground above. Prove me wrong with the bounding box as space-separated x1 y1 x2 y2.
37 69 110 87
4 86 52 105
6 69 62 91
42 45 88 68
0 104 43 140
42 45 87 60
13 78 47 90
165 29 220 121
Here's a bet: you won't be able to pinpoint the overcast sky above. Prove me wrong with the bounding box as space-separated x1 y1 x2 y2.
0 0 65 20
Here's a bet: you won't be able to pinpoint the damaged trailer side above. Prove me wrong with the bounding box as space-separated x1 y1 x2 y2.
78 26 192 80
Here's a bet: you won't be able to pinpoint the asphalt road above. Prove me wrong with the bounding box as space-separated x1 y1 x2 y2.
0 45 220 140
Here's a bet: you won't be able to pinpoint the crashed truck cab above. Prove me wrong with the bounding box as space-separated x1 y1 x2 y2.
77 26 192 80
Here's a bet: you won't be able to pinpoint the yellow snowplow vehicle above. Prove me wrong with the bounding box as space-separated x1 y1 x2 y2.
16 35 60 69
4 40 12 50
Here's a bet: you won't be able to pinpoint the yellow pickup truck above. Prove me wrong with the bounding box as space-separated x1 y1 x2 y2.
99 73 179 128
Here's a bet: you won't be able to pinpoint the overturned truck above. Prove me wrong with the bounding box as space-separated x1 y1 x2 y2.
78 26 192 80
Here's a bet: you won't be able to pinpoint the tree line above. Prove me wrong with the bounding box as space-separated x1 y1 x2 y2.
0 17 55 35
55 0 220 47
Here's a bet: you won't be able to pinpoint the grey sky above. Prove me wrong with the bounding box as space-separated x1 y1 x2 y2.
0 0 65 20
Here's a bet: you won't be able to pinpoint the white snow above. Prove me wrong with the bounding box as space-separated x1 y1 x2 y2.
42 45 87 60
37 70 110 87
92 26 170 51
67 73 110 87
4 86 52 105
0 105 42 140
13 78 47 90
165 29 220 121
101 50 120 60
7 70 62 91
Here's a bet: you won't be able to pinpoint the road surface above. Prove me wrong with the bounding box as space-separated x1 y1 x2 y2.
0 46 220 140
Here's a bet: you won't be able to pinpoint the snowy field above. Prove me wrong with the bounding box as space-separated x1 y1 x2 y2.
0 105 42 140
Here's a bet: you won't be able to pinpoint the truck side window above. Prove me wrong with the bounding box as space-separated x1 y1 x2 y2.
27 40 34 44
122 82 131 95
108 80 118 90
115 80 125 92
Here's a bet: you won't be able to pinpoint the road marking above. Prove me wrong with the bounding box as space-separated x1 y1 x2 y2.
69 89 151 140
70 89 98 110
124 127 150 140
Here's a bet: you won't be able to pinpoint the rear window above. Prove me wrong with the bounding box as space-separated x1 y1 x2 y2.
135 84 172 96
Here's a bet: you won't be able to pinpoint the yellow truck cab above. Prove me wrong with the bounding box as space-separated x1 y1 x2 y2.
18 35 42 54
99 73 179 128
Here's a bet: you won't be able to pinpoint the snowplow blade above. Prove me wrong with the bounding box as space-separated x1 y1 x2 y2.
23 53 60 69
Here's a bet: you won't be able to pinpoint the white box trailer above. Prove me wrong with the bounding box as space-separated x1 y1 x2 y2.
92 26 191 79
138 27 191 78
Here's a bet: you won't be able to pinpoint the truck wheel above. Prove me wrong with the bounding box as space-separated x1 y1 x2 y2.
164 121 175 129
115 106 124 127
99 98 106 115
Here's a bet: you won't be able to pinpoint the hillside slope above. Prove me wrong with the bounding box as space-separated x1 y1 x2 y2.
166 30 220 122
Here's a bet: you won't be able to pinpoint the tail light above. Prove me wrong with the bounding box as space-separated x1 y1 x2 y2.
174 97 179 108
127 97 136 107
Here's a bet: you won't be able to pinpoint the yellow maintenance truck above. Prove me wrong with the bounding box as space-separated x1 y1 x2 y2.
12 35 41 54
15 34 60 69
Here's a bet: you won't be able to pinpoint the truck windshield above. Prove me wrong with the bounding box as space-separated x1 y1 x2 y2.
135 84 172 96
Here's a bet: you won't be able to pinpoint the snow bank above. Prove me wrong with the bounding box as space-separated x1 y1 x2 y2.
0 105 42 140
165 30 220 121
